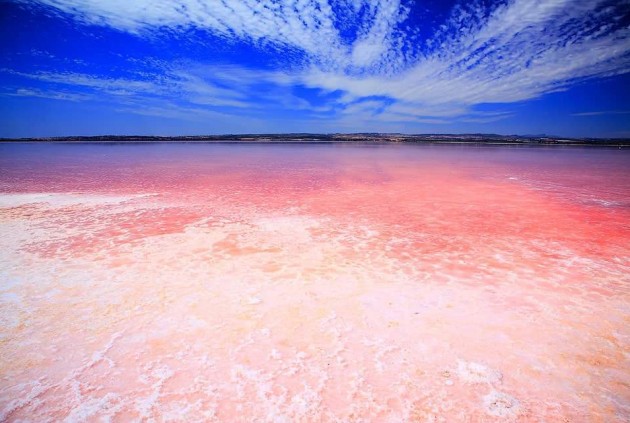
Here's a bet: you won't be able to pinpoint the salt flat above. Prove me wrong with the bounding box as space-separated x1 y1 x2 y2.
1 143 628 422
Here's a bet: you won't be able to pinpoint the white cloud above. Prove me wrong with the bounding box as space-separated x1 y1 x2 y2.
27 0 411 72
341 99 388 116
291 0 630 118
11 0 630 124
5 69 163 96
573 110 630 117
6 87 91 102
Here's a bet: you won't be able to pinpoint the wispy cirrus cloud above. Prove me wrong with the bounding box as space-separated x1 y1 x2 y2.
294 1 630 108
6 87 91 102
7 0 630 127
23 0 412 73
572 110 630 116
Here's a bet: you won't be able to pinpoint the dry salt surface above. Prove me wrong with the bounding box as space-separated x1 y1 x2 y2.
0 143 629 422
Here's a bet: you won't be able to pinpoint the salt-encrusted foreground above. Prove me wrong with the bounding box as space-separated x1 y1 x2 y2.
1 144 628 421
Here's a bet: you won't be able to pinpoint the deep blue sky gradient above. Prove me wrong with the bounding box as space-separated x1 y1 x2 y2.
1 0 629 137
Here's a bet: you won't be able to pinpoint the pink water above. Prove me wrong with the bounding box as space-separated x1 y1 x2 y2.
1 143 629 422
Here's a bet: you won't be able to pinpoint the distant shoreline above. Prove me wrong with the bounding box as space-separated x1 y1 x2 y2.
1 134 629 147
1 141 629 148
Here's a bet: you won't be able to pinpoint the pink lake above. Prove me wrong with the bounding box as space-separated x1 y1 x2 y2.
0 143 629 422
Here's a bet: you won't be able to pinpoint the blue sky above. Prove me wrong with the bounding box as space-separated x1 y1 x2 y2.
1 0 629 137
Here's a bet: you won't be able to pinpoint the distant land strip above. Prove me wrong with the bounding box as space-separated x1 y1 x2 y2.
1 134 630 146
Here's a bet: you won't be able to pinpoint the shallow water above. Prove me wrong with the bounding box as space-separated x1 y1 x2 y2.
1 143 629 421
